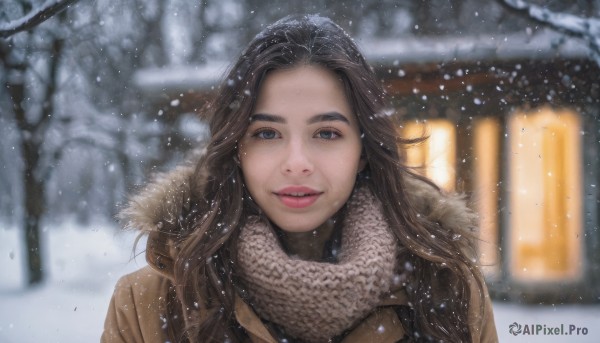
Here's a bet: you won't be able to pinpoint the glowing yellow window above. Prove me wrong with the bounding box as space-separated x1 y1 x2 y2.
400 119 456 191
473 117 501 277
508 107 583 282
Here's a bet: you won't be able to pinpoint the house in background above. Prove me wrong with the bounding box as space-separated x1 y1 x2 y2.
134 29 600 303
362 29 600 303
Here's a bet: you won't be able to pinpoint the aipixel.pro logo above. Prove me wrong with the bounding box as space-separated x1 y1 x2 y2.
509 322 522 336
508 322 588 336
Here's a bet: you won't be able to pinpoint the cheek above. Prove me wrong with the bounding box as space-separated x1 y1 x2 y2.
239 151 269 190
333 142 363 173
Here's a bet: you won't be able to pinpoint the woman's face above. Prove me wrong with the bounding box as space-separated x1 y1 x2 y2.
238 64 364 233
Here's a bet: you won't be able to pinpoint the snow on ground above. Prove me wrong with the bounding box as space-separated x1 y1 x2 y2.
0 222 146 343
1 224 599 342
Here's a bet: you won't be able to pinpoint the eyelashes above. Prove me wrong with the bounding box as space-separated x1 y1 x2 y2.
314 127 341 140
250 127 342 141
252 128 280 140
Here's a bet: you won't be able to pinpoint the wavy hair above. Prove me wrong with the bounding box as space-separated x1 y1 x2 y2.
165 14 485 342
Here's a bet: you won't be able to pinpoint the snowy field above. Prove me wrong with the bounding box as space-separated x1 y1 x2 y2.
1 225 599 343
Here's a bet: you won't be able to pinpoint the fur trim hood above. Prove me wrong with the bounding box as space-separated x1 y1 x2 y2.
119 160 479 275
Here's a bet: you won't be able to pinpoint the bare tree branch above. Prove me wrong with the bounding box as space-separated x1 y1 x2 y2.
0 0 80 38
500 0 600 65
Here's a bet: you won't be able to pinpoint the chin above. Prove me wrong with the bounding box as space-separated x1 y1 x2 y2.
273 220 321 233
278 226 316 234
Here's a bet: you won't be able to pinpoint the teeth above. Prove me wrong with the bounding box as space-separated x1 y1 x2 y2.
289 192 307 196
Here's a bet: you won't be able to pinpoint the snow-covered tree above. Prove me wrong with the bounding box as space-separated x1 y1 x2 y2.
1 0 76 284
500 0 600 66
0 0 169 285
0 0 79 38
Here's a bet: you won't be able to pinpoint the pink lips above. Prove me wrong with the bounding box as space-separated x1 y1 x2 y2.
274 186 323 209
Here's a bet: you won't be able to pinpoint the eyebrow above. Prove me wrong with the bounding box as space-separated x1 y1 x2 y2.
249 113 285 123
308 112 350 125
249 112 350 125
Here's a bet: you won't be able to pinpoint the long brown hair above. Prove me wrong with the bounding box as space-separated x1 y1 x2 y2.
166 14 485 342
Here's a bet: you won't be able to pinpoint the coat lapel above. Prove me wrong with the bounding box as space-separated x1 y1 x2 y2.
234 295 278 343
342 307 406 343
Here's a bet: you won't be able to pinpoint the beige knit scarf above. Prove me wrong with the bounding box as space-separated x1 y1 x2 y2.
236 187 398 342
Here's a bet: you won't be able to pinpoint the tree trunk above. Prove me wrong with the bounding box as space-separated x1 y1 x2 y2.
23 149 44 285
6 65 45 285
4 32 63 285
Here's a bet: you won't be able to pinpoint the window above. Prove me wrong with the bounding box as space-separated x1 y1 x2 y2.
400 119 457 191
473 117 501 276
507 107 583 282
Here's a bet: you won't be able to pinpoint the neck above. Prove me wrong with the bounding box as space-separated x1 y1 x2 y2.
277 219 336 261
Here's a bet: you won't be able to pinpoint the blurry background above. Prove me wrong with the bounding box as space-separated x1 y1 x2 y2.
1 0 599 341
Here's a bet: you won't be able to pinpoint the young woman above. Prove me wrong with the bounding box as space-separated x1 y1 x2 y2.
102 15 498 343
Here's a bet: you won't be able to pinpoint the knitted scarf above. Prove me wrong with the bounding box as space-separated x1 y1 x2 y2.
236 187 398 342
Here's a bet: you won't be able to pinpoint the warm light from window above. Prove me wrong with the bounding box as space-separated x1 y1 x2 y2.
473 117 500 276
508 107 583 281
400 119 456 191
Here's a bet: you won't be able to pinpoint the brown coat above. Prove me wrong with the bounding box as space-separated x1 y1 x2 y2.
101 164 498 342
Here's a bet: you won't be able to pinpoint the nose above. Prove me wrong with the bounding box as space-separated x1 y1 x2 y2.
281 138 314 176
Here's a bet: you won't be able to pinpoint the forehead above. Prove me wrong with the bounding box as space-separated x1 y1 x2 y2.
253 64 353 117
